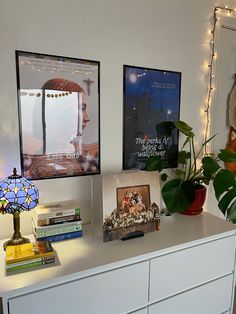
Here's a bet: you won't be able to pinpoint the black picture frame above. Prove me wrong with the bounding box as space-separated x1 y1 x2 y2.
123 64 181 170
15 50 100 180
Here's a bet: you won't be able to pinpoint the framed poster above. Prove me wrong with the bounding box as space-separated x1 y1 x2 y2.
123 65 181 170
102 171 160 242
16 51 100 180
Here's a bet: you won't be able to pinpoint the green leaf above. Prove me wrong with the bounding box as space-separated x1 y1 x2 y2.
162 179 196 213
226 201 236 223
218 149 236 162
182 136 191 149
213 169 236 200
218 188 236 215
202 156 220 176
145 156 164 172
155 121 175 136
161 173 168 181
174 121 193 137
201 134 217 148
175 169 185 177
178 151 191 164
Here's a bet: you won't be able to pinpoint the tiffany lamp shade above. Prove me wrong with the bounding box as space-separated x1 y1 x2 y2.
0 168 39 250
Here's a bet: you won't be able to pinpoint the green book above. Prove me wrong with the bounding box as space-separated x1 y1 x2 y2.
33 220 82 238
6 255 55 269
6 257 55 272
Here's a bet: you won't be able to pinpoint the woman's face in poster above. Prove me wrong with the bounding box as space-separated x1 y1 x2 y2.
81 93 90 131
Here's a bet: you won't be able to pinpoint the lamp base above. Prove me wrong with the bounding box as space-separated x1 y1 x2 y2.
3 236 30 251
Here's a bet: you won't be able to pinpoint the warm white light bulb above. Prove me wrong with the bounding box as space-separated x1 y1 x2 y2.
200 108 205 116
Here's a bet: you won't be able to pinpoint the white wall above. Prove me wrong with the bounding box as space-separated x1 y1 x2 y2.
1 0 236 239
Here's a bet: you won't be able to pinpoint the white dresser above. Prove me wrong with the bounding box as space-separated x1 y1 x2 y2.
0 212 235 314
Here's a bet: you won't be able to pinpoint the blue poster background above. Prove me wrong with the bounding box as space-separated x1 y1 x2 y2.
123 65 181 170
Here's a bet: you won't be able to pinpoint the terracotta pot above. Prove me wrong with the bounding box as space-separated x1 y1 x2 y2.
181 186 207 216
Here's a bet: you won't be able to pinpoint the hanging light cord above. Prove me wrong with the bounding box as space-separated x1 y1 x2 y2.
204 6 235 154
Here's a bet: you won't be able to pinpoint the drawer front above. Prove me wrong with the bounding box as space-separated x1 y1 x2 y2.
149 274 233 314
9 261 149 314
150 236 235 302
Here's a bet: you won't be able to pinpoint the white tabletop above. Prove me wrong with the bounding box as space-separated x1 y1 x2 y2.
0 212 235 298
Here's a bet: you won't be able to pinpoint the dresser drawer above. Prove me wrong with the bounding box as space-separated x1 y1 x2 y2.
9 261 149 314
149 274 233 314
150 236 235 302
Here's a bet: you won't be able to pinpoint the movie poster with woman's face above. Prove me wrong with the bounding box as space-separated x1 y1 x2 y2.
16 51 100 180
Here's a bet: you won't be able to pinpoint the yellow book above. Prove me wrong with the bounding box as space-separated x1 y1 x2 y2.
6 241 54 264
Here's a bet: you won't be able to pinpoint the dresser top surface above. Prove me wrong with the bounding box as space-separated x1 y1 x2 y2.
0 212 235 296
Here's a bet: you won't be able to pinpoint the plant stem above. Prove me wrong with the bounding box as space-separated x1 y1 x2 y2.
192 136 197 174
187 138 192 180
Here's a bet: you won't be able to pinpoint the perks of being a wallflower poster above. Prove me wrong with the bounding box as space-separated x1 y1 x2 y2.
16 51 100 180
123 65 181 170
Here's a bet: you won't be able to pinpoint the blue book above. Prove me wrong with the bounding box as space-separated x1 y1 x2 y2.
35 230 83 242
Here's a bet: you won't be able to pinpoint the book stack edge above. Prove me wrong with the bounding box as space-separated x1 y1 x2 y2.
6 240 55 273
33 200 83 242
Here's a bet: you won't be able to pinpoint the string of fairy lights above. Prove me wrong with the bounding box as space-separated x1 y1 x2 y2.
204 5 236 154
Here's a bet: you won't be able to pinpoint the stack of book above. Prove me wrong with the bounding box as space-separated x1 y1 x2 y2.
33 200 83 242
5 240 55 273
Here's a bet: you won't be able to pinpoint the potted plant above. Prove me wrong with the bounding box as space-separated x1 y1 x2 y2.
145 120 236 221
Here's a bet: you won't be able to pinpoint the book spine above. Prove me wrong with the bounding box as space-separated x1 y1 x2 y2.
36 230 83 242
37 214 81 226
6 251 55 264
34 219 82 230
36 207 80 220
34 222 82 238
6 255 55 269
6 258 55 272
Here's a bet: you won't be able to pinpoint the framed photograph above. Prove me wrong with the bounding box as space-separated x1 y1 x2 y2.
123 65 181 170
15 51 100 180
102 171 160 242
116 184 150 214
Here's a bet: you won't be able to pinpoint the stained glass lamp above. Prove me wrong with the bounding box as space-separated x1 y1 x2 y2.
0 168 39 250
